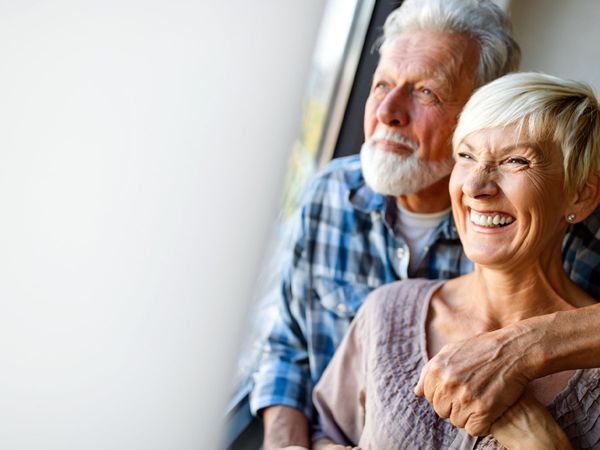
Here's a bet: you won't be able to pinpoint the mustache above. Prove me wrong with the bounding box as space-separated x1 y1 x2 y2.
367 129 419 153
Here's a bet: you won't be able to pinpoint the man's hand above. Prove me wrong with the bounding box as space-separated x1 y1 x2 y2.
262 405 310 450
491 390 572 450
414 324 536 435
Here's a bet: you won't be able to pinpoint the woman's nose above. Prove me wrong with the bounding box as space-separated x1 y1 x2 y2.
376 85 410 127
462 166 499 198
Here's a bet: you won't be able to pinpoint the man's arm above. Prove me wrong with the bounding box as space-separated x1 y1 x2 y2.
250 189 317 448
251 267 313 448
415 303 600 435
262 405 310 450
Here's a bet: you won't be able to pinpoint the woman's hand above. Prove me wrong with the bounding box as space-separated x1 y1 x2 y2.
275 447 310 450
312 437 361 450
490 390 572 450
316 446 360 450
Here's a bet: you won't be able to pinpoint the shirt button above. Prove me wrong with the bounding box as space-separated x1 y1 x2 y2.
371 211 381 221
396 248 405 258
337 303 348 314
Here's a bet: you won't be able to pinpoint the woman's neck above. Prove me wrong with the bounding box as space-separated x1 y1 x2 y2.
428 243 596 357
456 252 591 330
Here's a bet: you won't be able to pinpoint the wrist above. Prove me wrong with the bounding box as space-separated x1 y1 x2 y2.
517 431 571 450
506 313 557 380
262 405 310 450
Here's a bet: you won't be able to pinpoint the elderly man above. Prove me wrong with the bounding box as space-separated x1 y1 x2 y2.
250 0 600 448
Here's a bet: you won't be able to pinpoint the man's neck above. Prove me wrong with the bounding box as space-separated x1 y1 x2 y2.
396 175 451 213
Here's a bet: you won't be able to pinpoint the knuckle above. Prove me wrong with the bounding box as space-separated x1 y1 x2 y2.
434 406 449 419
477 397 495 415
459 391 476 407
465 413 491 436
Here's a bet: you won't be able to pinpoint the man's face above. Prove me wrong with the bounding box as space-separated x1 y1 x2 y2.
361 29 480 198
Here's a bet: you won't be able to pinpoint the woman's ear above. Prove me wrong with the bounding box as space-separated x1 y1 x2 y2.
566 171 600 223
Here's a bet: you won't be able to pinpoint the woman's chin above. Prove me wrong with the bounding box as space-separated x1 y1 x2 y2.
464 247 514 268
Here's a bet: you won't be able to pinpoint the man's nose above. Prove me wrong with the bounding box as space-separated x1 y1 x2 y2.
376 85 410 127
462 165 499 199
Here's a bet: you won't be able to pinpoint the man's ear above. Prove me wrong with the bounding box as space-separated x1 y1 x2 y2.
567 171 600 223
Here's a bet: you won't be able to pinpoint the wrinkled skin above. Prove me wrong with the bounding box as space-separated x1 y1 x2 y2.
415 325 533 435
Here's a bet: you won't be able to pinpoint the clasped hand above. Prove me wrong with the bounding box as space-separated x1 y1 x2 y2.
414 326 533 435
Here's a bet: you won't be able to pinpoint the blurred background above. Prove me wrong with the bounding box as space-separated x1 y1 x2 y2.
0 1 324 449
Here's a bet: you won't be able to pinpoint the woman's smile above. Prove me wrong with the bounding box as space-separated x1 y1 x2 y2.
469 209 515 228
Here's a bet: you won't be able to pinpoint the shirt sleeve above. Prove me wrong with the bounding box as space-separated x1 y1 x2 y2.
312 301 368 446
562 203 600 299
249 198 314 419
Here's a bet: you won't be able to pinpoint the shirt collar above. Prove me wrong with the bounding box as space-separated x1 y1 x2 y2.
347 166 460 240
439 211 460 240
344 162 386 213
348 181 386 214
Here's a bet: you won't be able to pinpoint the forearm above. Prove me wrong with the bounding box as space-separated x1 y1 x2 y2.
520 303 600 379
262 405 310 450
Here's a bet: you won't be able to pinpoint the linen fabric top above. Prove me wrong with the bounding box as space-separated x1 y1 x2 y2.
249 154 600 427
313 279 600 450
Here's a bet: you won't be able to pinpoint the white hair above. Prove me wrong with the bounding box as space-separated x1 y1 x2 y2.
453 72 600 196
380 0 521 87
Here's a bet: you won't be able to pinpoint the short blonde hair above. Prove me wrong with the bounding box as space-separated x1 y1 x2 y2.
453 72 600 197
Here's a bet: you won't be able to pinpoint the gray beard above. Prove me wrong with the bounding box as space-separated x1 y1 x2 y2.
360 141 454 196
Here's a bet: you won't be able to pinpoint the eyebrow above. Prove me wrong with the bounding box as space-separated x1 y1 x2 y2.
375 63 454 99
460 140 543 155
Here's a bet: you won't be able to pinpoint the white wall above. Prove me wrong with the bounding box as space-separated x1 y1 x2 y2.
509 0 600 91
0 1 325 449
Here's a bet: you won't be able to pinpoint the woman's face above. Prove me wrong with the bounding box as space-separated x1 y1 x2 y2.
450 125 570 268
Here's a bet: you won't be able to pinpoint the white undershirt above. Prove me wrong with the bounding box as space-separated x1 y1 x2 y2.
397 203 452 275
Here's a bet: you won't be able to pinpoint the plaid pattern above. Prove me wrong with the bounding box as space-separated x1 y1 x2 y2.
249 154 600 426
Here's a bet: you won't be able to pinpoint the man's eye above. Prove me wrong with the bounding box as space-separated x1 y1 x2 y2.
414 87 439 104
373 81 388 91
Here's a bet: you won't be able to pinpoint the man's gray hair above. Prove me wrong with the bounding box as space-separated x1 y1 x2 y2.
380 0 521 87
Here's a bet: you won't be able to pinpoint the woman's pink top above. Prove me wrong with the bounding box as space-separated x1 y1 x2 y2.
313 279 600 450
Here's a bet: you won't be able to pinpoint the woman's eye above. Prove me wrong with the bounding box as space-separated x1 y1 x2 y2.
457 152 473 160
506 157 530 166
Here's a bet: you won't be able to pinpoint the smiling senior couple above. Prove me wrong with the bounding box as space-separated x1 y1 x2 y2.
250 0 600 449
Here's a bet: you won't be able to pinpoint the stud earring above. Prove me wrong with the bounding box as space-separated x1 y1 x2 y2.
567 213 576 222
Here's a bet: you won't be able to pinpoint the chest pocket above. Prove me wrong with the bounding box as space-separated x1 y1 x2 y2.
314 278 374 319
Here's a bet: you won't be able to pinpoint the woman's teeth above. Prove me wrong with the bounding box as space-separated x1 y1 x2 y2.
470 211 514 228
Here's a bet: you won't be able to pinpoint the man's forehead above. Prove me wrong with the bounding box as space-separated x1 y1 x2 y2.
375 56 452 84
376 30 479 92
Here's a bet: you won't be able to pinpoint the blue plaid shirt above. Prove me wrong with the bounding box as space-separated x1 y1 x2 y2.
249 154 600 426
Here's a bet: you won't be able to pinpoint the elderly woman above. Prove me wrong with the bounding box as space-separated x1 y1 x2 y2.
312 72 600 450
